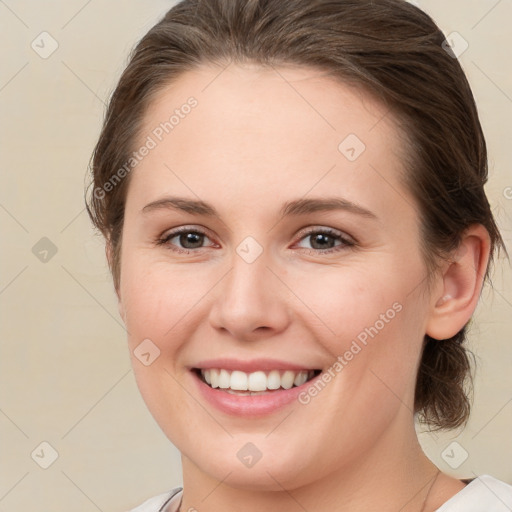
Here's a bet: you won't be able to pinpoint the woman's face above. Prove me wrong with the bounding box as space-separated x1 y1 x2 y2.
117 64 438 489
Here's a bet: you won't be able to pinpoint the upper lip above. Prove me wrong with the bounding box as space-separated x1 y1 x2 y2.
190 358 321 373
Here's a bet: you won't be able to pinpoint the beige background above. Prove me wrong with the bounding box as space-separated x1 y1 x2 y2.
0 0 511 510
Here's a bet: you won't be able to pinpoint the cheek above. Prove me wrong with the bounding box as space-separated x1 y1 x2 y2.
121 259 204 440
129 359 201 453
120 255 203 345
284 261 402 342
285 259 426 402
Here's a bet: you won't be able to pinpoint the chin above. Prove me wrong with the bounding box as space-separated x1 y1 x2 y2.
192 447 317 492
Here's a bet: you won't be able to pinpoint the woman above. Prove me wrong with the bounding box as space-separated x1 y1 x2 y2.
85 0 512 510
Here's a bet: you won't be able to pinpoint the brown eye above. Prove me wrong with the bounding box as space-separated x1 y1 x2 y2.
295 228 355 254
169 231 205 249
157 227 215 253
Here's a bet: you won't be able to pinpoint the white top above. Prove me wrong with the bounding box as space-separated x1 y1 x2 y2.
127 475 512 512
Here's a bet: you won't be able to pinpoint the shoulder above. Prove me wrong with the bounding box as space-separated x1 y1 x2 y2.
126 487 183 512
436 475 512 512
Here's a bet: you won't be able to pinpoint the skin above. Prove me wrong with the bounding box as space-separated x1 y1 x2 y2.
109 63 490 511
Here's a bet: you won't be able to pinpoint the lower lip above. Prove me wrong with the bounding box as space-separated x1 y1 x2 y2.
192 371 321 417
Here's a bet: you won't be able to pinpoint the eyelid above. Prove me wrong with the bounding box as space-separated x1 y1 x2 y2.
157 224 356 253
161 225 212 239
291 226 356 254
156 225 216 251
294 225 355 244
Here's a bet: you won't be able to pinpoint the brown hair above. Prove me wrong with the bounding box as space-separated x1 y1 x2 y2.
85 0 507 430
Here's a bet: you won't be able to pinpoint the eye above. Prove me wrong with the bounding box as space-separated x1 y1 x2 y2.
294 227 355 254
156 225 356 255
156 226 216 253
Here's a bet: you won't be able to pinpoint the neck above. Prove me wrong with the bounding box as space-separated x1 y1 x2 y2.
178 413 441 512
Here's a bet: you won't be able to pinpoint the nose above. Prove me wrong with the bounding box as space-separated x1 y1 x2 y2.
208 248 291 341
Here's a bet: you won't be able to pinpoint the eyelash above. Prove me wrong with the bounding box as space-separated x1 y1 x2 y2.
155 226 356 255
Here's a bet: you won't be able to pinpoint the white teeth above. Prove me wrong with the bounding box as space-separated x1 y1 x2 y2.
230 370 248 390
294 371 308 387
210 368 219 388
267 370 281 390
281 370 295 390
248 371 267 391
218 369 230 389
199 368 315 392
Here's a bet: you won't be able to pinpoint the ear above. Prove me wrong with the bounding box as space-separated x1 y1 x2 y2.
105 241 125 322
425 224 491 340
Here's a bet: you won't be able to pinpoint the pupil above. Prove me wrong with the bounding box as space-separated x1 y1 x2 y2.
311 233 333 249
177 232 335 250
181 232 203 248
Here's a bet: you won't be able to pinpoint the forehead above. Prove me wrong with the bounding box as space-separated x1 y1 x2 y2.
141 62 398 145
128 63 412 224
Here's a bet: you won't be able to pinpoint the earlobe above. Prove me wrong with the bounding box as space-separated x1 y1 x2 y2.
425 225 491 340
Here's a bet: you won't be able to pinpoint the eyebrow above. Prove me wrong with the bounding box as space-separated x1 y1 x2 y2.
141 196 378 220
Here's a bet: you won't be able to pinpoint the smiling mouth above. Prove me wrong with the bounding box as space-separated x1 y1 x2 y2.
193 368 322 395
